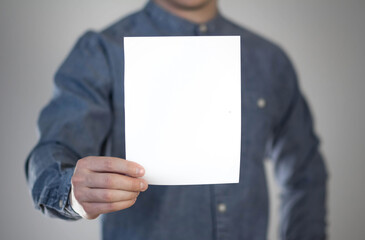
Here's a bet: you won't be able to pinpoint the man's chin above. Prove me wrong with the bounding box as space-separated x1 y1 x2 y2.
164 0 213 11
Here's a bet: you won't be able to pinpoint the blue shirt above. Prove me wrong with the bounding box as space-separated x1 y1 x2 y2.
25 1 327 239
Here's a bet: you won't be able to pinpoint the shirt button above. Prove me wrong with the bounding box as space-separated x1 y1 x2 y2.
59 199 63 208
217 203 227 213
199 24 208 33
257 98 266 108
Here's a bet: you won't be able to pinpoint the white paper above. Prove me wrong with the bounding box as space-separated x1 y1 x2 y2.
124 36 241 185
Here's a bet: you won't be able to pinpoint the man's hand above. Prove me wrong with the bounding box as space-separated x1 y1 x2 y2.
70 156 148 219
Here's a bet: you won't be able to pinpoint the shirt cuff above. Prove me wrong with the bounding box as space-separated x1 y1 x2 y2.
36 166 82 220
58 167 82 219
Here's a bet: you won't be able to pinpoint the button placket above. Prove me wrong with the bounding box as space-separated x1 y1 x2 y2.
212 185 232 240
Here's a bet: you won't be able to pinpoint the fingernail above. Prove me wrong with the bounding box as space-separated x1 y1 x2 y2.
136 168 144 175
140 182 144 190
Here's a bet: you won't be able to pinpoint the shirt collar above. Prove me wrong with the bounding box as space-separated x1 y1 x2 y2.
143 0 225 35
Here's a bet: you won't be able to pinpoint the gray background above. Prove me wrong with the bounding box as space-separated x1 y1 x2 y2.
0 0 364 239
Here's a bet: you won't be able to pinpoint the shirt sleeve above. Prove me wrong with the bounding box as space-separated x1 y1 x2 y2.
268 50 328 239
25 31 113 220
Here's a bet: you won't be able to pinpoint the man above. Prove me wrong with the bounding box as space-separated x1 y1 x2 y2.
25 0 328 239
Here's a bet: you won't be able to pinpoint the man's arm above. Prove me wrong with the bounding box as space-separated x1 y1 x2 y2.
268 51 328 239
25 31 147 220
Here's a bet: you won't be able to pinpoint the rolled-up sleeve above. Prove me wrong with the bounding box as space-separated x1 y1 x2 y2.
25 31 112 220
269 51 328 239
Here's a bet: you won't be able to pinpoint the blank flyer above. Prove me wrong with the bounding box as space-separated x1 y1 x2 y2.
124 36 241 185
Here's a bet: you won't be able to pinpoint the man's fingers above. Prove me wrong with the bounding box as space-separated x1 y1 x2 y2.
86 172 148 192
79 156 145 177
82 200 137 217
76 188 139 203
71 156 147 219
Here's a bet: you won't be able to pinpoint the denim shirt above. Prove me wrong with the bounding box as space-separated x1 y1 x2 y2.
25 1 327 240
